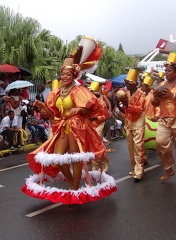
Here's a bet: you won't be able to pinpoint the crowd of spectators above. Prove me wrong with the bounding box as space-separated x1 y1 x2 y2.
0 92 50 151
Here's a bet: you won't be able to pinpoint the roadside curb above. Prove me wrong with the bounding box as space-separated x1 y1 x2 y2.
0 143 41 158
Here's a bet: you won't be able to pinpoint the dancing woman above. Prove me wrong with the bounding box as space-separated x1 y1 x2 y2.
22 52 117 204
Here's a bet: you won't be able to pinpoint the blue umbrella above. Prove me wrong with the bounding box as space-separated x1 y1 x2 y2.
111 74 127 86
5 80 33 92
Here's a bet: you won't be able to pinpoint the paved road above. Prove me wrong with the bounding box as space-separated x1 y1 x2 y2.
0 138 176 240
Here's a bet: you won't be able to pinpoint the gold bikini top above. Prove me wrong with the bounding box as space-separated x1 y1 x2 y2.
56 94 74 117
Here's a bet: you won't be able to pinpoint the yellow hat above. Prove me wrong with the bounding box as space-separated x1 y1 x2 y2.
89 81 101 92
158 71 165 79
143 76 154 87
52 79 62 90
167 51 176 64
125 69 139 84
141 72 149 79
164 51 176 67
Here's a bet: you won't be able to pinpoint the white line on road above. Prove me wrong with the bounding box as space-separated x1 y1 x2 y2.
0 163 28 189
25 203 63 217
0 163 28 172
25 164 161 218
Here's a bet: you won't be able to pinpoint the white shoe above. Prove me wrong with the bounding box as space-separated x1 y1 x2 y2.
103 137 108 143
10 146 15 151
17 145 23 150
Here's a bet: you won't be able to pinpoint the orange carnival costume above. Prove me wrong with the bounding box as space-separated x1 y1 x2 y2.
22 36 117 204
153 52 176 179
124 69 146 179
88 81 110 172
88 81 109 135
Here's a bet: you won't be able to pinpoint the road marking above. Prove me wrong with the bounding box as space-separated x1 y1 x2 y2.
0 163 28 172
0 184 4 187
26 203 63 217
25 164 161 218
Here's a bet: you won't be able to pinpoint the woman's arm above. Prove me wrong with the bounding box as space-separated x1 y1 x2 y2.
9 96 22 109
33 100 54 118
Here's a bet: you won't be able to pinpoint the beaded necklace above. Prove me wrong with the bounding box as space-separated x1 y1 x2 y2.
60 83 75 100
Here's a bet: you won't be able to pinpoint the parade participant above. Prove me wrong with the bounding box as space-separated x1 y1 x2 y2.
108 84 119 107
139 71 149 87
153 71 165 89
88 81 110 172
22 37 117 204
116 69 146 181
140 75 156 164
152 51 176 181
140 75 157 121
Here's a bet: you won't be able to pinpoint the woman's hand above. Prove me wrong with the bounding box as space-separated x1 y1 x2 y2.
152 91 160 106
3 96 10 101
162 88 174 98
69 108 81 116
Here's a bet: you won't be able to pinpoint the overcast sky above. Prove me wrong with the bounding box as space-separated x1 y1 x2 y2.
1 0 176 55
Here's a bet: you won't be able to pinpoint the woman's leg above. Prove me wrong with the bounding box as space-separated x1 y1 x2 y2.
68 132 82 190
54 134 74 188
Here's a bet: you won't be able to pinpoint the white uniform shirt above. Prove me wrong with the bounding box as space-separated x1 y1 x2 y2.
0 115 18 133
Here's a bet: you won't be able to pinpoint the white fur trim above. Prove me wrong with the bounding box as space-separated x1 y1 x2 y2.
34 151 95 166
25 170 117 198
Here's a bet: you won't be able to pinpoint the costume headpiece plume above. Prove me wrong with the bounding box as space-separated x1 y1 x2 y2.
61 36 102 79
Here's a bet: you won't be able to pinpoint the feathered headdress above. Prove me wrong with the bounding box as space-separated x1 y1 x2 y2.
61 36 102 79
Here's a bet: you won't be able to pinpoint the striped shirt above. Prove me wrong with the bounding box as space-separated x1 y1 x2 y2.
27 114 39 126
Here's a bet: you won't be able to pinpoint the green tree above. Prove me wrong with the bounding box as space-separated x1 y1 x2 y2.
0 6 63 80
117 43 124 53
96 43 134 79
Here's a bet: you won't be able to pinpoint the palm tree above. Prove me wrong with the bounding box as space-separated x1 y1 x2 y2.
0 6 65 80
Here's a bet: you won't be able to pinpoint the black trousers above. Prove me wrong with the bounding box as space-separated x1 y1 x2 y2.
1 130 20 147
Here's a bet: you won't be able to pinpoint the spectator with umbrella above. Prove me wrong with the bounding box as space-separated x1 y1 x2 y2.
4 80 33 128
